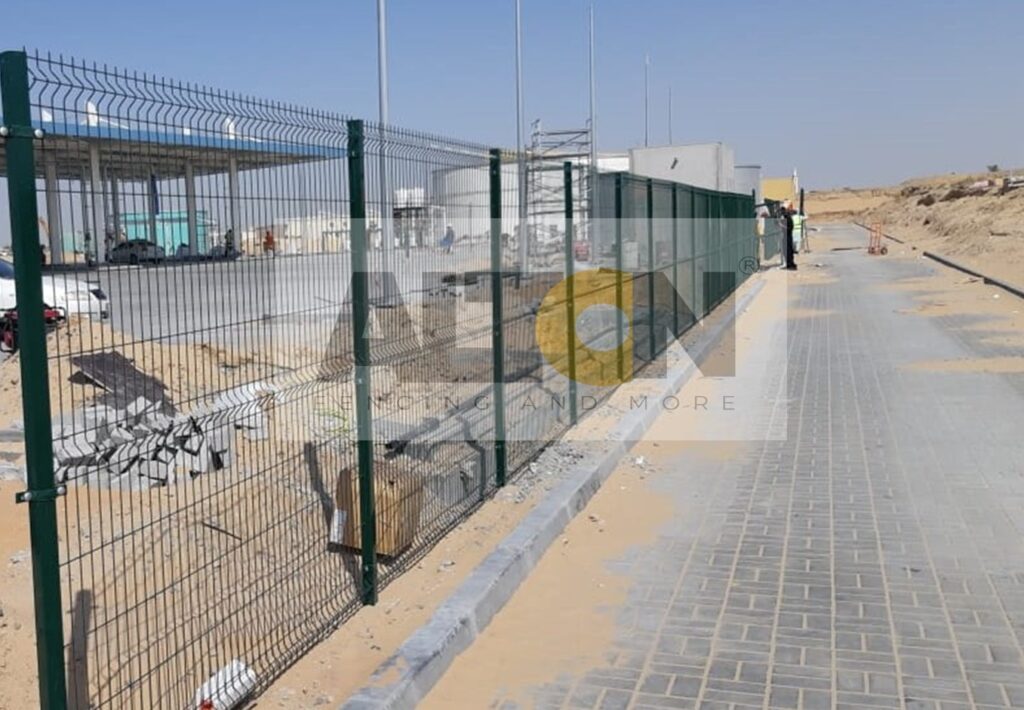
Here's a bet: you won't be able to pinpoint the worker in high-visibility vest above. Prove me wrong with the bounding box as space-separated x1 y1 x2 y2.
783 205 797 270
791 209 805 253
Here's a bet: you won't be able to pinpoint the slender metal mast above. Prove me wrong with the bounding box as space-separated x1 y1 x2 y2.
589 5 598 239
516 0 528 272
668 85 673 144
644 53 650 147
377 0 393 296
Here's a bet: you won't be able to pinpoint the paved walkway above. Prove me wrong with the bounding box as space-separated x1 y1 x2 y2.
423 225 1024 710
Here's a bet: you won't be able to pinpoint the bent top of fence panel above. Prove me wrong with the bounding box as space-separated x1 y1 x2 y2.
1 50 351 181
599 170 760 202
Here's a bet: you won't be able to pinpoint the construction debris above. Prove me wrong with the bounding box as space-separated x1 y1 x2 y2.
51 381 274 490
70 351 175 413
192 659 257 710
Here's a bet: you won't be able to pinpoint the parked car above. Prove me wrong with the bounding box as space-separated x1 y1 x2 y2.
108 240 165 265
0 259 109 319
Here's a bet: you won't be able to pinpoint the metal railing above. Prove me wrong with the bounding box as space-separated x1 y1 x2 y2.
0 49 757 709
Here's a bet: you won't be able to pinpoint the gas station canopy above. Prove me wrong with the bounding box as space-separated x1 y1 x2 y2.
0 119 345 181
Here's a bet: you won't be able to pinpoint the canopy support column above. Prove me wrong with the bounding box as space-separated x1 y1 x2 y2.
147 173 159 248
88 143 105 263
43 156 63 265
228 156 240 238
185 161 198 254
110 177 120 244
79 173 89 263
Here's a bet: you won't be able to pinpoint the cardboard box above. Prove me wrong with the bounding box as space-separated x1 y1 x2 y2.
334 460 424 557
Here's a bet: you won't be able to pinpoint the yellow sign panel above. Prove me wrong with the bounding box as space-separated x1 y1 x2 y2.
761 177 795 204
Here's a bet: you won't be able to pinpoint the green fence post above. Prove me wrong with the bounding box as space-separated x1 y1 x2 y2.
671 185 679 337
346 119 377 605
752 189 759 271
489 149 507 487
563 162 578 425
0 50 69 710
714 196 723 308
751 193 759 273
646 179 656 362
690 190 698 319
614 174 625 382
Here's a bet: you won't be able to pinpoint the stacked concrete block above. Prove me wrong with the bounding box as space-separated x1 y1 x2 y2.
49 388 273 489
207 425 235 471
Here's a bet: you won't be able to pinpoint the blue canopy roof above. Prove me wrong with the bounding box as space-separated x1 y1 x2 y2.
0 117 346 181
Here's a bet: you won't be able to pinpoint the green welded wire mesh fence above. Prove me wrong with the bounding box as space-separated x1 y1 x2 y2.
761 202 785 266
0 49 758 709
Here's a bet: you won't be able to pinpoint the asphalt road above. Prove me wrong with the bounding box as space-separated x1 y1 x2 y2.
89 245 496 349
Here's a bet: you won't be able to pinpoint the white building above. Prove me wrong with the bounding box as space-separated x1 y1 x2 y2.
627 143 736 192
735 165 762 203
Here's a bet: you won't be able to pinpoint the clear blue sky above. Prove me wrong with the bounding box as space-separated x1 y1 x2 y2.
2 0 1023 188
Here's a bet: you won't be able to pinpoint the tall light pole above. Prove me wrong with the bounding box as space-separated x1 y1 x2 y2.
377 0 388 131
588 5 598 240
377 0 394 297
644 53 650 147
516 0 528 271
668 85 673 144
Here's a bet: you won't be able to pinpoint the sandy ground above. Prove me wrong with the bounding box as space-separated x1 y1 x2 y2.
874 248 1024 374
422 461 674 709
879 259 1024 331
417 270 791 708
257 483 550 708
806 169 1024 286
0 274 584 707
257 274 768 706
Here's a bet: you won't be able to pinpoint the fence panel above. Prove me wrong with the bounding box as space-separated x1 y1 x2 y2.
762 205 784 266
355 123 498 593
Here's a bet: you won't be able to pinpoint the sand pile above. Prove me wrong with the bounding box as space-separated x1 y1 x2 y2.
807 169 1024 286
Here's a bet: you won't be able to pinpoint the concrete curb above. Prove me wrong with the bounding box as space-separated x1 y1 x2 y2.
340 278 766 710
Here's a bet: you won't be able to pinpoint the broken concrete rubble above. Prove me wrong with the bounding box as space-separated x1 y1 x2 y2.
49 385 271 490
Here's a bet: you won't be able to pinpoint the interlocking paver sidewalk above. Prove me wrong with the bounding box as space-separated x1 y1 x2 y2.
422 225 1024 710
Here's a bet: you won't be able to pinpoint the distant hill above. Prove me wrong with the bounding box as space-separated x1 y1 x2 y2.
806 170 1024 286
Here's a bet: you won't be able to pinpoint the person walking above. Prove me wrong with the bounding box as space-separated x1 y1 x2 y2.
441 225 455 255
783 204 797 270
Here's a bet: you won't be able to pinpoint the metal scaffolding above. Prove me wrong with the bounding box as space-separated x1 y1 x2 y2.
526 121 592 250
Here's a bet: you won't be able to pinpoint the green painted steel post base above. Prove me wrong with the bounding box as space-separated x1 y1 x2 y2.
1 49 69 710
646 179 656 363
614 174 625 382
563 162 578 426
346 119 378 606
489 149 507 487
672 185 679 337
